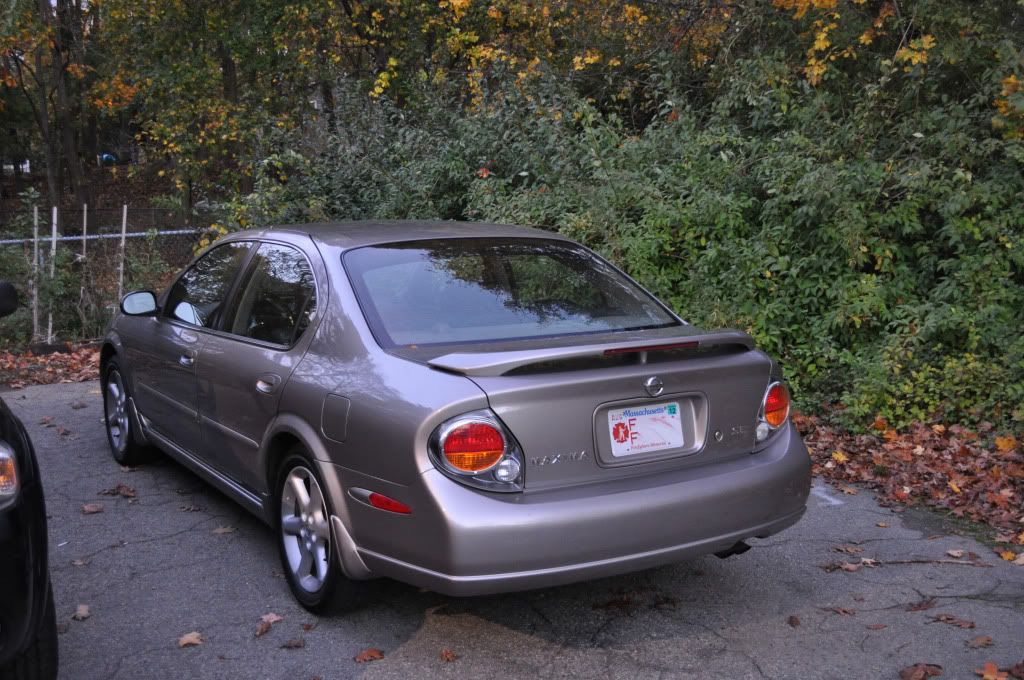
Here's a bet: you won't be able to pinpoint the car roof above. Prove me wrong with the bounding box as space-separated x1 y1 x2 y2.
249 220 570 250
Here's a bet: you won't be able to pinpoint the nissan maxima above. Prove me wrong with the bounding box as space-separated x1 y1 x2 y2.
101 221 811 612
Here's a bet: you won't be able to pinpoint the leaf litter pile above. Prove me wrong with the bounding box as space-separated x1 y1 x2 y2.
0 346 99 388
797 413 1024 561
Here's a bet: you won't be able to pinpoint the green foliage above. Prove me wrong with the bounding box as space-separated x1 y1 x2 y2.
228 42 1024 432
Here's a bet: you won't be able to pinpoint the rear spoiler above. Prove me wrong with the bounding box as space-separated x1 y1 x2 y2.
427 329 755 377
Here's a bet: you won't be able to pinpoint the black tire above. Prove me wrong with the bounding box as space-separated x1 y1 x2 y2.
275 448 360 614
0 582 58 680
101 358 154 466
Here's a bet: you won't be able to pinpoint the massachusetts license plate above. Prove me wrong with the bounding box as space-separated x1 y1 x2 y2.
607 402 684 457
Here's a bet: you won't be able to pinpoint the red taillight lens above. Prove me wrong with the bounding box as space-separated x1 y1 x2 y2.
442 421 505 472
368 492 411 514
763 383 790 428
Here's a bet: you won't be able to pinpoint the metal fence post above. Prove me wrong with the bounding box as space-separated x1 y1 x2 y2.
31 206 39 343
117 204 127 302
81 203 87 259
47 206 56 344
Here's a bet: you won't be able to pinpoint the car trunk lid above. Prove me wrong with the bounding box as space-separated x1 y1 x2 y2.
427 330 773 491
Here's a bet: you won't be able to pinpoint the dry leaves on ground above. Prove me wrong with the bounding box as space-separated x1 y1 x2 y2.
256 612 283 638
0 346 99 388
440 649 458 662
211 526 236 535
931 613 975 629
354 648 384 663
281 638 305 649
786 615 801 627
177 632 203 648
967 636 994 649
71 604 90 621
797 414 1024 542
81 503 104 515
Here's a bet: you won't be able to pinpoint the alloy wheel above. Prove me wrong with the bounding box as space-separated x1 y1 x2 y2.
280 466 331 593
104 369 130 454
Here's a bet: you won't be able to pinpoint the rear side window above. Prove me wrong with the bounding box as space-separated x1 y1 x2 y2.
165 242 251 328
225 243 317 346
344 238 679 347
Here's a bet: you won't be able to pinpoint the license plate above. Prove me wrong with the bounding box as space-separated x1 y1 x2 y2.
607 402 684 457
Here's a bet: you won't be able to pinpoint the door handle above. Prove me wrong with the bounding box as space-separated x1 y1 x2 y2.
178 354 195 367
256 374 282 395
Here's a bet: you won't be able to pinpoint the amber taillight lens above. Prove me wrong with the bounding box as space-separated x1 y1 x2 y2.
763 383 791 428
442 422 505 472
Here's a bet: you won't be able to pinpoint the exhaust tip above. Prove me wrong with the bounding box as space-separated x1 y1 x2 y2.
714 541 752 559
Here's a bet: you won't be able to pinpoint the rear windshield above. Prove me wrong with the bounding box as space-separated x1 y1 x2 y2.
343 238 679 347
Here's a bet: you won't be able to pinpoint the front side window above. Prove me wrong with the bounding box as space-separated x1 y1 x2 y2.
344 238 679 347
165 242 251 328
225 243 317 346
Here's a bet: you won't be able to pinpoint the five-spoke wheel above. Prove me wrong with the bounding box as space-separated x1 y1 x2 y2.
280 465 332 593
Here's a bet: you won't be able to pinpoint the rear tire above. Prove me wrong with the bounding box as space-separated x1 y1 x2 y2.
275 448 361 614
102 358 154 466
0 582 58 680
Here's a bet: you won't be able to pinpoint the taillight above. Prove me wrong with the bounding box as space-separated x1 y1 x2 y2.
429 411 525 492
442 421 505 472
763 383 790 428
0 442 17 498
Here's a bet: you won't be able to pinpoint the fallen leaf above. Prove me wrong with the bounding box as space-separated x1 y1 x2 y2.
967 636 994 649
834 545 865 554
995 436 1018 453
832 451 849 463
99 483 136 499
301 622 316 632
830 607 856 616
975 661 1008 680
1008 661 1024 679
906 598 938 612
119 465 138 473
787 615 801 627
900 664 943 680
999 550 1016 561
932 613 975 629
212 526 236 535
839 561 861 572
877 522 890 528
81 503 104 514
354 648 384 663
179 504 202 512
1013 554 1024 566
440 649 458 662
71 604 90 621
255 621 272 638
261 612 283 625
946 550 965 558
281 638 305 649
866 623 888 630
178 631 203 648
39 416 53 426
71 558 90 567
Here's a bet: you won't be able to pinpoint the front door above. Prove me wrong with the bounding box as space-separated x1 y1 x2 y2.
130 240 253 455
196 240 320 492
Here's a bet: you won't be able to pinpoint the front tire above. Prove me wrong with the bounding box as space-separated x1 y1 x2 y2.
102 359 153 466
0 582 58 680
276 449 357 614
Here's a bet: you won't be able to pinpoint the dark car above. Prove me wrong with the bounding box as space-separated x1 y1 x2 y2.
0 281 58 680
103 221 810 613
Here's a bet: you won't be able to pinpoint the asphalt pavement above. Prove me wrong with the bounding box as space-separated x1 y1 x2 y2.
5 380 1023 679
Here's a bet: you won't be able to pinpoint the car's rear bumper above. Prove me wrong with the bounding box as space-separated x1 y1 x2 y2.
338 421 811 596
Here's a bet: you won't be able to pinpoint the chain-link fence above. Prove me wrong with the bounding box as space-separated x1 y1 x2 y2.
0 206 209 348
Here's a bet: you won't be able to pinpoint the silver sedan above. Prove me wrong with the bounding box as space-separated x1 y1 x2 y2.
101 221 811 613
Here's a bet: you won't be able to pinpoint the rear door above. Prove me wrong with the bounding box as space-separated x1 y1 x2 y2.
195 239 321 492
129 241 253 455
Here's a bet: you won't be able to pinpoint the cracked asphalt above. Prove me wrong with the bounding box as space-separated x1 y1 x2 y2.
5 380 1023 679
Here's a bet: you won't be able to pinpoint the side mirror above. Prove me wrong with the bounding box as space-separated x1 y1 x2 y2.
0 281 18 319
120 291 158 316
